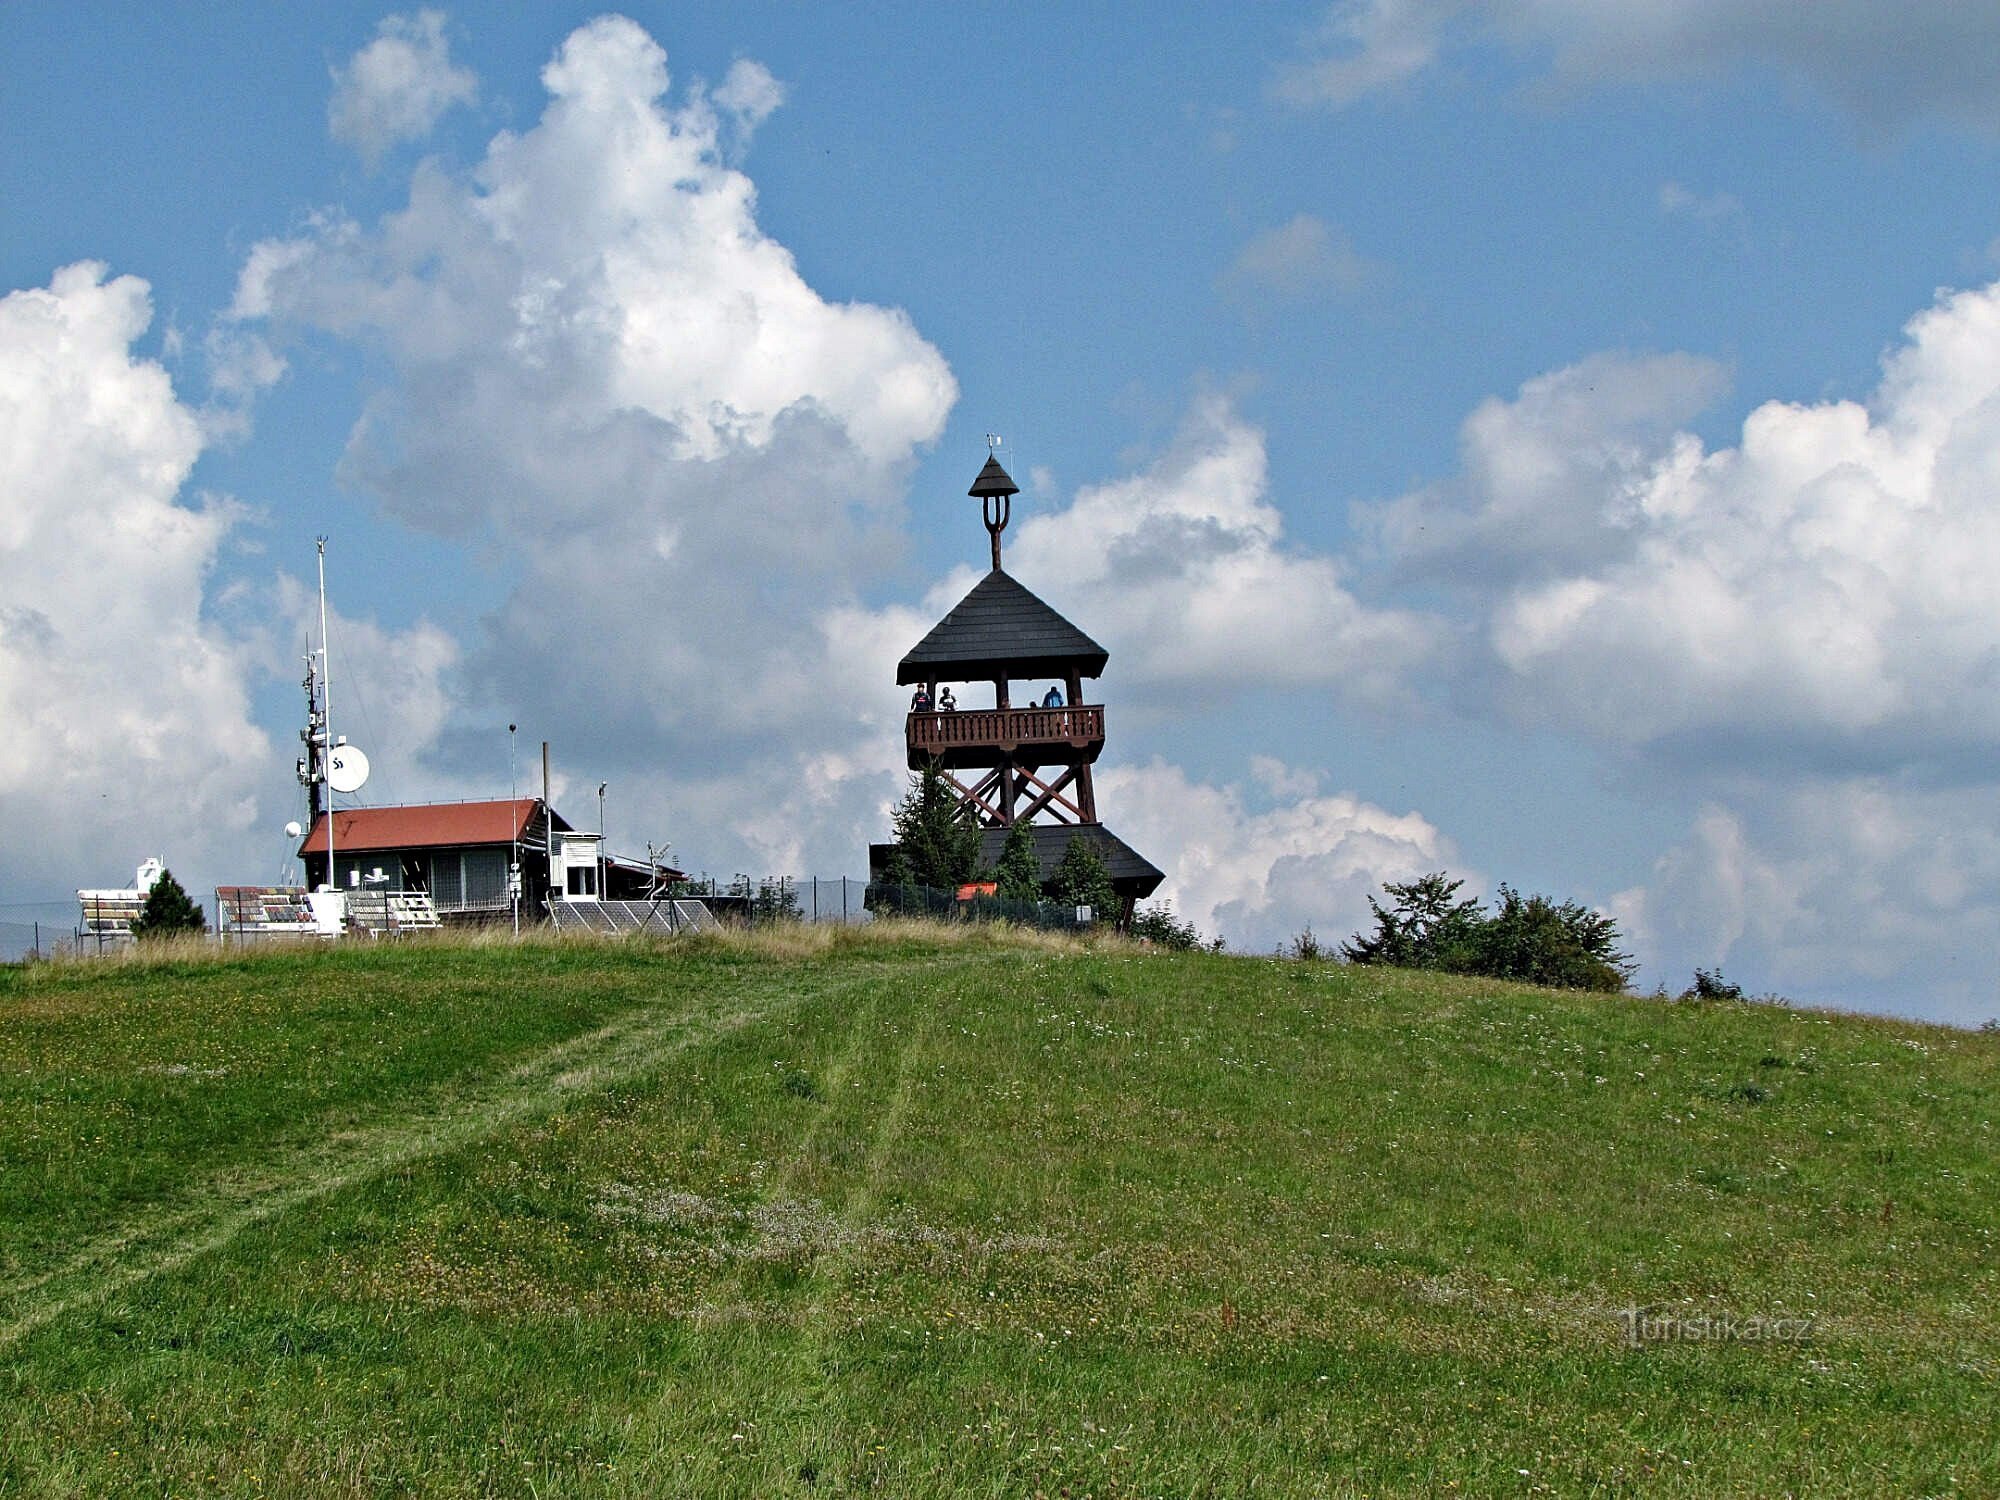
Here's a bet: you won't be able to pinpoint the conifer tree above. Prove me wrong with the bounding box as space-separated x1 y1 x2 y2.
1051 834 1117 919
129 868 207 940
887 762 983 889
994 817 1044 902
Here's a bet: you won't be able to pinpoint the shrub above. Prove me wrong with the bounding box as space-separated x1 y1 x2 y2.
1342 872 1632 992
1685 967 1745 1001
751 878 802 925
1131 902 1204 951
1340 873 1483 970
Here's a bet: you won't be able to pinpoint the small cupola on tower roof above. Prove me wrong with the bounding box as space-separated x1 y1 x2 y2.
970 451 1019 571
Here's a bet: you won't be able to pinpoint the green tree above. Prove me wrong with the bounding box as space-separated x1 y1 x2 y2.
1131 901 1203 951
994 817 1044 903
887 762 983 890
1342 872 1632 993
129 868 206 940
1340 873 1483 969
1051 835 1117 921
750 878 802 925
1466 885 1631 993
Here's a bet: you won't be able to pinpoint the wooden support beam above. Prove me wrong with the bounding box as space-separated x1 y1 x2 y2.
1016 765 1085 825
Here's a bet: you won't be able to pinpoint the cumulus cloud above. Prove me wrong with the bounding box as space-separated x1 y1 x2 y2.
237 15 956 876
0 264 268 890
328 9 477 165
1097 757 1464 953
1360 272 2000 1021
1617 785 2000 1025
1360 349 1730 588
1467 280 2000 767
1221 214 1382 303
1003 395 1438 710
1277 1 2000 132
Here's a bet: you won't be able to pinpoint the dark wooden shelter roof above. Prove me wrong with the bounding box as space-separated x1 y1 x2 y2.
869 820 1163 899
897 569 1108 684
976 822 1164 898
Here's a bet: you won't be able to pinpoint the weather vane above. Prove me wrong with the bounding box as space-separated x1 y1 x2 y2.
986 433 1003 451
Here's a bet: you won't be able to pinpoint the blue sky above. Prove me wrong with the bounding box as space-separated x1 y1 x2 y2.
7 3 2000 1022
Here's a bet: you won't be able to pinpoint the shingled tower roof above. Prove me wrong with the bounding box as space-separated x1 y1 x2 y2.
896 569 1109 685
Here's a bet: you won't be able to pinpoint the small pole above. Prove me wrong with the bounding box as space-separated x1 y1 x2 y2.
317 537 336 901
509 723 520 936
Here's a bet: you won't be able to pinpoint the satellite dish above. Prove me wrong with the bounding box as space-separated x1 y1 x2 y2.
327 744 371 794
284 821 303 839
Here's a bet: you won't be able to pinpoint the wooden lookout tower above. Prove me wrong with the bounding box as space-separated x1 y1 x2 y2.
871 448 1163 916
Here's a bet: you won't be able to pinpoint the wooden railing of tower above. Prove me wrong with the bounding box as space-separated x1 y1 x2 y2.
906 705 1104 756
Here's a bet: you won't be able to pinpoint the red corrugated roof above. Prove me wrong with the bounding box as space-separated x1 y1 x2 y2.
297 799 559 856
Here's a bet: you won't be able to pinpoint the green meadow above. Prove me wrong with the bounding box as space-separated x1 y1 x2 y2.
1 925 1994 1496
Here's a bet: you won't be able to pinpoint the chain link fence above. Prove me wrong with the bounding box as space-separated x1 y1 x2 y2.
673 876 1097 931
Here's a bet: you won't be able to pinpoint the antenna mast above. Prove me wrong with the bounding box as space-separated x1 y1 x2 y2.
317 538 336 891
298 653 325 829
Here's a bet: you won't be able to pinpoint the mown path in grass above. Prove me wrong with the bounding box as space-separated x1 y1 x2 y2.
0 990 791 1351
0 952 816 1360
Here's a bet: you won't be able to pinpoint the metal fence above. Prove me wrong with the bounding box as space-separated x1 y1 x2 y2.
0 919 83 962
668 876 1092 931
1 877 1100 962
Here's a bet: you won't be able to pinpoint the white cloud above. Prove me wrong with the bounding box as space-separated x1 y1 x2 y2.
0 264 268 890
1005 395 1439 709
1098 757 1464 954
1360 350 1730 586
1472 280 2000 762
1278 2 2000 132
1358 274 2000 1023
1658 181 1743 225
1619 785 2000 1025
237 15 956 877
714 58 784 132
1221 214 1381 302
1273 0 1457 107
329 9 477 166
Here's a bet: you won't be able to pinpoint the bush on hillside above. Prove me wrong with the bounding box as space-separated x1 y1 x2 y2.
1684 967 1745 1001
1343 872 1631 992
1131 901 1206 951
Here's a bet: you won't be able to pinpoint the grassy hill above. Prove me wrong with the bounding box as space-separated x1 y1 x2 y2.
1 925 1994 1497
